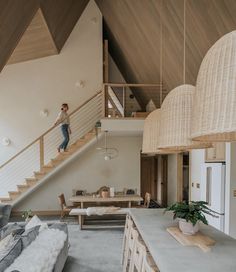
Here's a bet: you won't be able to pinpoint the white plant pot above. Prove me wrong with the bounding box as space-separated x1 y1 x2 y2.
179 219 199 235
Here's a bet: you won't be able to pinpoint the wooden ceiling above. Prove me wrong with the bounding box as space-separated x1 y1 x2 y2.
0 0 89 69
7 9 58 65
96 0 236 108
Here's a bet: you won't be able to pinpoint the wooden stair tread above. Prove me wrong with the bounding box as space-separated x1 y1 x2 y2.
167 226 216 252
2 127 98 203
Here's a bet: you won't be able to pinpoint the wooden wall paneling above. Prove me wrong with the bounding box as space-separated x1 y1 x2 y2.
40 0 89 51
7 9 58 65
0 0 39 71
205 143 226 163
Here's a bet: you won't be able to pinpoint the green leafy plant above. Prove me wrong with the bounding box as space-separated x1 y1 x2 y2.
22 209 33 220
164 201 219 226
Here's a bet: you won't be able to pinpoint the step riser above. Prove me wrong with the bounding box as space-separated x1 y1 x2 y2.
5 130 99 204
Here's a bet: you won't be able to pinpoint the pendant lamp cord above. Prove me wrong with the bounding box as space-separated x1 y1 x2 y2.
183 0 186 84
160 0 163 107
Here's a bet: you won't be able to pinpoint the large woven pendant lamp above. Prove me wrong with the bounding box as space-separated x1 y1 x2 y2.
191 31 236 142
158 85 211 151
142 109 173 154
158 0 211 151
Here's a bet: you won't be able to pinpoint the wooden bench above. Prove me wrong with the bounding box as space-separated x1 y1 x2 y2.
69 208 130 230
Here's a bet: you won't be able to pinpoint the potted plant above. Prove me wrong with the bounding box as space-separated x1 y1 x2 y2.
22 209 33 222
165 201 219 235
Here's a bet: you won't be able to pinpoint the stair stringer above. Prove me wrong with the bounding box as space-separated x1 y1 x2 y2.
11 132 104 207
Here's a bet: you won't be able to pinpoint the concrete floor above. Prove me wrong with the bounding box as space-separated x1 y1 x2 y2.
63 224 123 272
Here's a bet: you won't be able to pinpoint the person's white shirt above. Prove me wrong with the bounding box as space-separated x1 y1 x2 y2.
55 111 70 126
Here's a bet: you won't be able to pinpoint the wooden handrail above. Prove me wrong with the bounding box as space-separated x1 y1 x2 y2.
0 91 102 169
103 83 162 88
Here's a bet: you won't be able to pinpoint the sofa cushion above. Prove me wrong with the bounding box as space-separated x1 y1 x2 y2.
0 204 12 229
21 225 40 249
0 238 22 272
0 223 24 240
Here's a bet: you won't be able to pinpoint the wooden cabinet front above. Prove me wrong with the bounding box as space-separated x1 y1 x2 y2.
205 143 225 162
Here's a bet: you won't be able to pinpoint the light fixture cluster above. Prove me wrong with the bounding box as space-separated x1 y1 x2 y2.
142 31 236 154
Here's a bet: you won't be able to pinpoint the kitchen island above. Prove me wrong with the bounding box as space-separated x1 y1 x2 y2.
129 209 236 272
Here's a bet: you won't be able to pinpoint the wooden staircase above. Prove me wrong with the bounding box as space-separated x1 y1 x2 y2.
0 129 98 204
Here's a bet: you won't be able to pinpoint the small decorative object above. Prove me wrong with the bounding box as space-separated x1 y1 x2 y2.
2 137 11 146
22 209 33 222
165 201 219 235
110 187 115 197
101 189 109 198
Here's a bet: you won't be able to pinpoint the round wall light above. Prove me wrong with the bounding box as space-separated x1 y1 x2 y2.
2 137 11 146
39 109 49 118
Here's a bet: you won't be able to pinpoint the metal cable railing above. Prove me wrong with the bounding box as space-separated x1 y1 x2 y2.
0 91 103 197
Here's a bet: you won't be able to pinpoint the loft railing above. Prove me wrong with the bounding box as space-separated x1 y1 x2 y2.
0 91 103 197
103 83 163 118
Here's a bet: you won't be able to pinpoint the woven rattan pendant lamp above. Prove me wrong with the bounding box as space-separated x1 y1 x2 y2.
191 31 236 142
142 109 173 154
158 84 211 151
158 0 211 151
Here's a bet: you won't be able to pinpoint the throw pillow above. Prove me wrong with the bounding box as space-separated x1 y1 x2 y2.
21 225 40 249
0 223 24 240
0 234 14 251
25 215 41 230
25 215 48 232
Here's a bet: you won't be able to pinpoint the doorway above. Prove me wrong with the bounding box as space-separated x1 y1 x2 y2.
140 155 157 200
140 154 168 207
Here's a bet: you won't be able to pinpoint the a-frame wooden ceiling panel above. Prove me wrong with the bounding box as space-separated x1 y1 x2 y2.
186 0 236 85
0 0 38 71
1 0 89 70
7 9 58 65
40 0 89 51
96 0 236 107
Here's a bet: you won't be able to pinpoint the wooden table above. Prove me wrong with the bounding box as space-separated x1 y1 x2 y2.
69 194 143 208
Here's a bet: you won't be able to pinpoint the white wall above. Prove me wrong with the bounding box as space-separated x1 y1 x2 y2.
15 136 142 211
189 149 205 201
167 154 178 205
0 0 103 164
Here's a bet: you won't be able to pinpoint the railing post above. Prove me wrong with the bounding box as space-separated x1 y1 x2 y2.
39 136 44 172
123 86 126 117
102 84 108 117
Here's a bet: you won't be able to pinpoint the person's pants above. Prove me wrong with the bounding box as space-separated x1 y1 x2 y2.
59 124 70 150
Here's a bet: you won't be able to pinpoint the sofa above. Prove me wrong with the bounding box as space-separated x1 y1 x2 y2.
0 204 12 229
0 222 68 272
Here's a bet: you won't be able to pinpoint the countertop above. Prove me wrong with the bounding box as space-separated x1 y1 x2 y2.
129 209 236 272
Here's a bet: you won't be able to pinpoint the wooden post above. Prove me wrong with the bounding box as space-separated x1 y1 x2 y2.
103 40 109 117
39 136 44 172
177 153 183 202
123 86 126 117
